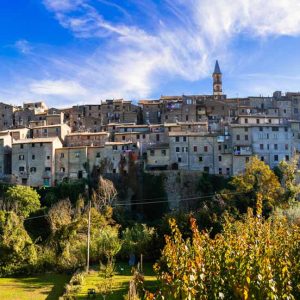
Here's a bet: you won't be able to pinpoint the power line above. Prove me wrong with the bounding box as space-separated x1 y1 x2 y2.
22 190 248 220
112 191 247 207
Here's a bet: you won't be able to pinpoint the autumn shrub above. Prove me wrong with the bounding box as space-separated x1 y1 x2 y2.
150 202 300 299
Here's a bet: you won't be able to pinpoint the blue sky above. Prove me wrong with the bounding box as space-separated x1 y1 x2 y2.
0 0 300 107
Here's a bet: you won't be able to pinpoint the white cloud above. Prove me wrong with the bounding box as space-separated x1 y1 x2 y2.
30 80 87 96
3 0 300 106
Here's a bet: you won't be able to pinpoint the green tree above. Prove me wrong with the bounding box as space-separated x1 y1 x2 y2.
122 224 155 259
277 157 300 204
221 156 284 216
0 211 37 275
3 185 40 218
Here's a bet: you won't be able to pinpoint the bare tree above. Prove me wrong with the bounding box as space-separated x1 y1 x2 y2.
92 176 118 212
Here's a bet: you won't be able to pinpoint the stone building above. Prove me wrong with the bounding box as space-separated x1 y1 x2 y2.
65 132 109 147
138 100 162 124
31 123 71 141
146 143 170 170
11 137 62 187
100 99 141 125
0 102 14 130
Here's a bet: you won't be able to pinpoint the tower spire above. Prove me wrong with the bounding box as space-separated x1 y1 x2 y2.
214 60 221 74
212 60 222 97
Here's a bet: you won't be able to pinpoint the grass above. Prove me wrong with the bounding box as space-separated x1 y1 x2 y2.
0 273 70 300
76 262 158 299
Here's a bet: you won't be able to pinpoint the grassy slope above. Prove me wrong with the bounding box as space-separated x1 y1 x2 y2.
0 273 70 300
76 262 158 300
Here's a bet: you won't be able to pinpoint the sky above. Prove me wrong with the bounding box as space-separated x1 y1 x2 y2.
0 0 300 107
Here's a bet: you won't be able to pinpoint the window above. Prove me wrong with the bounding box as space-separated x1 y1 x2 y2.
285 144 289 150
245 157 250 163
236 134 240 141
78 170 83 179
226 168 230 175
60 153 64 158
286 155 290 161
193 146 197 152
30 167 36 173
47 156 50 160
218 145 222 151
20 144 24 149
224 144 228 150
32 155 35 160
122 136 125 141
113 145 117 150
186 115 189 121
204 146 208 152
204 166 209 173
183 136 187 142
260 144 264 150
245 118 248 124
137 134 140 139
60 167 65 172
176 147 180 153
272 127 279 131
245 135 248 141
245 127 248 132
156 134 160 142
178 157 182 163
19 166 25 172
274 155 278 161
175 136 179 142
259 127 263 132
32 143 35 147
150 149 155 156
284 127 288 132
199 156 203 162
218 156 222 162
75 153 80 158
40 143 43 147
142 134 146 139
218 168 222 175
96 152 101 158
256 119 260 124
19 155 24 160
274 144 278 150
45 167 51 171
161 149 166 156
261 156 264 161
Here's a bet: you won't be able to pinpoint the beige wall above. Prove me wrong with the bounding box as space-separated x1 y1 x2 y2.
12 138 62 187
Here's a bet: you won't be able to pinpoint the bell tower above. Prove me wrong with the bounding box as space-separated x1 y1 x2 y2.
212 60 222 96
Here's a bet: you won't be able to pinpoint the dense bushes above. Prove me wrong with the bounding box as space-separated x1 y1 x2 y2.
149 204 300 299
0 211 37 276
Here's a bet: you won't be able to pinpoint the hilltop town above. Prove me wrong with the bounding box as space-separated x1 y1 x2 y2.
0 61 299 187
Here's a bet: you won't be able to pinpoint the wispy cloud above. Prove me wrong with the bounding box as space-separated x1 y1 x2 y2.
30 80 87 96
2 0 300 106
15 39 32 54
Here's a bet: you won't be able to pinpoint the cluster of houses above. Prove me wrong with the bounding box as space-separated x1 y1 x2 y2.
0 61 299 187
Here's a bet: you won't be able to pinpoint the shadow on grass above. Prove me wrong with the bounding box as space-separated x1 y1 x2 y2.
15 273 70 300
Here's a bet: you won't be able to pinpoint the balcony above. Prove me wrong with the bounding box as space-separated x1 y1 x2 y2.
233 146 252 156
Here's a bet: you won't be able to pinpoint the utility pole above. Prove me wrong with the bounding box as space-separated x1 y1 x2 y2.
86 200 91 273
